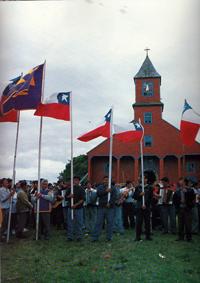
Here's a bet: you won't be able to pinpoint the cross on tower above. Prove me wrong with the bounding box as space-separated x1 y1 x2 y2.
144 47 150 56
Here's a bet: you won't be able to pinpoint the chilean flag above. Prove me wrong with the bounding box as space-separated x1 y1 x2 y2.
34 92 71 121
78 109 111 142
180 100 200 146
114 120 143 143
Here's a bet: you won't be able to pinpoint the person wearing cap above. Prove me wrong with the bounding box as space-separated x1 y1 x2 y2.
65 176 85 241
16 181 33 238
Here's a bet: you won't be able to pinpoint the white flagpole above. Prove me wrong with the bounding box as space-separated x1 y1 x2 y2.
36 61 46 240
108 107 113 203
70 92 74 219
36 116 43 240
139 118 145 206
6 111 20 243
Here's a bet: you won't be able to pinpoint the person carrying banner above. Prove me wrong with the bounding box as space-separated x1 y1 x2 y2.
66 176 85 241
92 176 117 242
32 179 54 240
134 174 153 241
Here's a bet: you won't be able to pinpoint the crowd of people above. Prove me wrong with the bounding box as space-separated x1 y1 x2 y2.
0 175 200 243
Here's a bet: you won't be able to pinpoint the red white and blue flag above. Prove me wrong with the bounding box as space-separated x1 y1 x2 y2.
34 92 71 121
78 109 111 142
114 120 143 143
180 100 200 146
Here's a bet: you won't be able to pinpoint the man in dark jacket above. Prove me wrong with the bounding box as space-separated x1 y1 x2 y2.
134 174 153 241
66 176 85 241
92 176 117 242
173 177 195 241
16 181 33 238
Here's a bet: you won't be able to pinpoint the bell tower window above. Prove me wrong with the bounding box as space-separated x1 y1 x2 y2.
142 81 154 97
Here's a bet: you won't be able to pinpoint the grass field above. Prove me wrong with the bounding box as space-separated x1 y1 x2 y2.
1 229 200 283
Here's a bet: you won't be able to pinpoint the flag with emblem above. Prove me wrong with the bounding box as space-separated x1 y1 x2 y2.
2 74 22 97
0 63 44 114
78 109 112 142
180 99 200 146
114 120 143 143
0 110 19 123
34 92 71 121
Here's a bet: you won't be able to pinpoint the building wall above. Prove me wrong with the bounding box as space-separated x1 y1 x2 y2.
90 156 117 184
184 155 200 182
164 156 178 183
119 157 134 183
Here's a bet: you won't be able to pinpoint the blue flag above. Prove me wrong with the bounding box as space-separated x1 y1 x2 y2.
1 63 44 114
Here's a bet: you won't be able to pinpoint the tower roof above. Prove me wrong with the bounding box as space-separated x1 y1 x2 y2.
134 55 161 79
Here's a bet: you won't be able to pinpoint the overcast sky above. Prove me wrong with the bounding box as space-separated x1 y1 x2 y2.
0 0 199 182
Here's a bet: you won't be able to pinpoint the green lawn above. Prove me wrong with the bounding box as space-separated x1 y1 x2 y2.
1 229 200 283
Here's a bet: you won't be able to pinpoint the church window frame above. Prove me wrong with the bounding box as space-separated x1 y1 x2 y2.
142 81 154 97
144 112 152 124
144 135 153 147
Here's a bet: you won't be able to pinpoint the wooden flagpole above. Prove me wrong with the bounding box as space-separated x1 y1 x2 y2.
108 107 113 203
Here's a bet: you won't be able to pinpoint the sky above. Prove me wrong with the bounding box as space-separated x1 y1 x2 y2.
0 0 199 182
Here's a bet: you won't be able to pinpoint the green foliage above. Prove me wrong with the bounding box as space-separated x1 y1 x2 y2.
2 230 200 283
58 154 88 181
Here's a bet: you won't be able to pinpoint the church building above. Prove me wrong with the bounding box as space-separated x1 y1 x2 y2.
87 53 200 184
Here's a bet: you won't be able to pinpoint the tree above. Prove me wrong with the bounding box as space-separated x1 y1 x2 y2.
58 154 88 182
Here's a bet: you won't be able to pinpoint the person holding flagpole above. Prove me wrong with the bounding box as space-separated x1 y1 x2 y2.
31 179 54 240
34 90 71 237
65 176 85 241
133 173 153 241
131 118 153 241
91 176 117 242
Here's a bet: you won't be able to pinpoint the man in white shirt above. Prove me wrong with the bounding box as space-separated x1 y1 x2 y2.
0 178 14 240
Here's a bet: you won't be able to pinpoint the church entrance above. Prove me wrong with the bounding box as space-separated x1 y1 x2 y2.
139 156 159 183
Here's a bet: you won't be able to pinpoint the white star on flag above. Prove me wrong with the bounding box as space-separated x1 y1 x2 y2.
61 94 68 102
